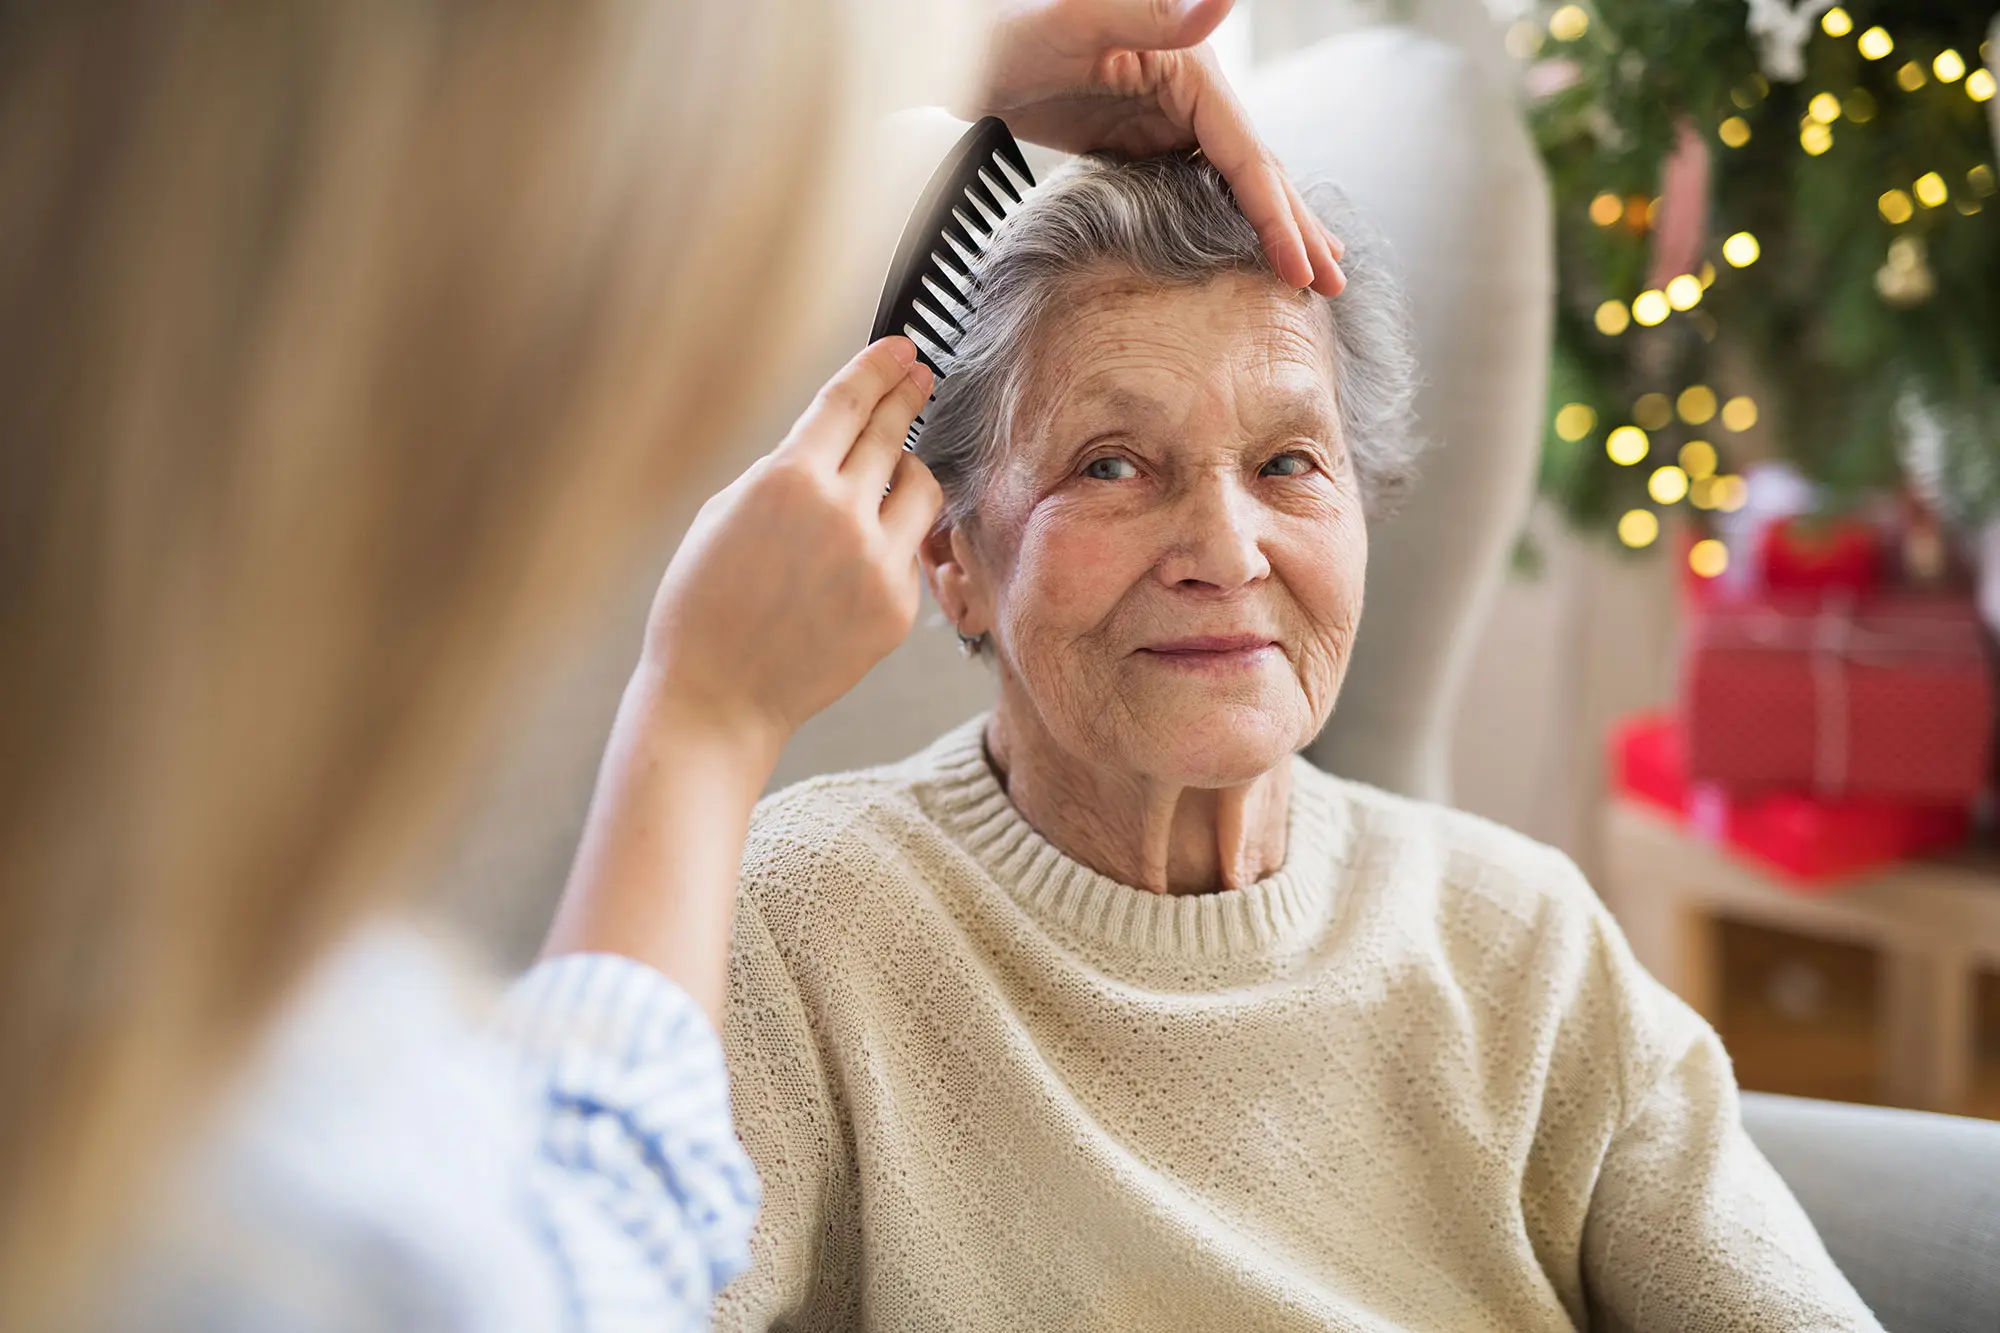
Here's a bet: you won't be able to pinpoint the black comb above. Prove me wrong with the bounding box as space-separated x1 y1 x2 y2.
869 116 1036 449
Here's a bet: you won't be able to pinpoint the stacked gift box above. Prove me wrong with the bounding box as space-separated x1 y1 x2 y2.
1610 470 1997 890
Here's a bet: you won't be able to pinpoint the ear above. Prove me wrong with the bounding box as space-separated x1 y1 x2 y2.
920 522 993 639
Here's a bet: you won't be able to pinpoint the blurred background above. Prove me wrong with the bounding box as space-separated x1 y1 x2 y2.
439 0 2000 1123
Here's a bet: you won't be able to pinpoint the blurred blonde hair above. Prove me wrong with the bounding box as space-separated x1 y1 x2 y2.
0 2 900 1324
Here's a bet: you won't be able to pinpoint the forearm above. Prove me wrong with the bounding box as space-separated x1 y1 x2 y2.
1586 1031 1880 1330
539 337 935 1025
540 664 781 1027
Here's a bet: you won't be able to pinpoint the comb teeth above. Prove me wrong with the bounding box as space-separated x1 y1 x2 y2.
868 118 1039 445
967 188 1008 235
990 134 1033 192
911 295 960 341
950 203 991 243
962 172 1005 223
920 274 968 323
925 255 970 303
940 228 982 277
979 162 1021 206
902 321 955 373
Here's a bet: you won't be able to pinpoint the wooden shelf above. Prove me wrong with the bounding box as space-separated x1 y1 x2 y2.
1714 919 1884 1107
1975 969 2000 1121
1601 798 2000 1118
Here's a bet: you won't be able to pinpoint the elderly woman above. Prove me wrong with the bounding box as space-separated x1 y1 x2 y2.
714 154 1878 1332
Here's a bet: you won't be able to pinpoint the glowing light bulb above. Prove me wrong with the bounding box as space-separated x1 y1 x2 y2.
1800 121 1834 155
1714 475 1750 511
1595 300 1632 336
1680 440 1718 479
1968 69 1996 102
1722 232 1761 267
1631 290 1671 326
1896 61 1926 91
1879 188 1914 223
1934 50 1966 82
1553 403 1597 441
1548 4 1588 41
1970 165 1996 196
1721 397 1759 431
1665 274 1704 310
1689 539 1730 578
1589 192 1623 226
1617 510 1660 548
1699 262 1716 288
1821 7 1852 38
1915 172 1948 208
1677 385 1717 424
1857 27 1893 61
1606 426 1650 466
1807 92 1842 123
1649 465 1691 504
1633 394 1673 430
1719 116 1751 148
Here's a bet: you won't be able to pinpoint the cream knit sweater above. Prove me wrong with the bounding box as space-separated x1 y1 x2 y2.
716 718 1878 1332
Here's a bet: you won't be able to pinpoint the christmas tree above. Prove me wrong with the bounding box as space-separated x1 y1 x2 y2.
1521 1 1999 565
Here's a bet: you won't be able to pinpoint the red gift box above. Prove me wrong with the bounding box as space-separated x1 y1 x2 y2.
1681 592 1995 803
1758 516 1883 596
1610 713 1973 888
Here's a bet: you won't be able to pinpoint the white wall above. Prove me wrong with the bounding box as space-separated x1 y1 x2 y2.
1446 506 1680 871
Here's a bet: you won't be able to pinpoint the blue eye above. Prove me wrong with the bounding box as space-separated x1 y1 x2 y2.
1084 456 1138 481
1260 453 1314 477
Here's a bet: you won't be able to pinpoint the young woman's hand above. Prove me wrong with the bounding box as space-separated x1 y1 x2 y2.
972 0 1345 297
638 336 942 764
544 337 940 1018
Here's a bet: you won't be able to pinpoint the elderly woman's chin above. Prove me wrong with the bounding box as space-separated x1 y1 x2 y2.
1091 659 1331 788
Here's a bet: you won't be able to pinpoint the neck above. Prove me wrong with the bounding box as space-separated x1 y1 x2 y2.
984 697 1291 897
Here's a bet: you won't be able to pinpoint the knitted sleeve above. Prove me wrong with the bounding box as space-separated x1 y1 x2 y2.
710 903 852 1333
1579 934 1883 1331
498 953 763 1329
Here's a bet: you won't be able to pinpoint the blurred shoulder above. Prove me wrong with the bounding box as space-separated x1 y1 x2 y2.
113 927 563 1333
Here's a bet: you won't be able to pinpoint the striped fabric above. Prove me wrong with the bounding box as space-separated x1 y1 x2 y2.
502 953 764 1330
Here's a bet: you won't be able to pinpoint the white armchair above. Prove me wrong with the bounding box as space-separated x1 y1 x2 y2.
1742 1093 2000 1333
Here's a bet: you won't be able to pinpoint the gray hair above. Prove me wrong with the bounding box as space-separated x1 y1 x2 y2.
917 151 1421 528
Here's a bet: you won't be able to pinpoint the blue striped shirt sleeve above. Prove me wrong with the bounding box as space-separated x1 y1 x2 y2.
497 954 761 1333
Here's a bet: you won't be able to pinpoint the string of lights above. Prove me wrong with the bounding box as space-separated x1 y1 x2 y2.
1520 2 2000 577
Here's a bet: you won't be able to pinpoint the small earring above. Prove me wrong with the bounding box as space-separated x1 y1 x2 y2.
956 631 986 658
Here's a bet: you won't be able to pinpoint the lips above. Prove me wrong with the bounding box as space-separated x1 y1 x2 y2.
1136 634 1279 663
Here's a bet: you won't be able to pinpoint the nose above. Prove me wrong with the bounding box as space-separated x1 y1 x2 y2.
1158 471 1271 592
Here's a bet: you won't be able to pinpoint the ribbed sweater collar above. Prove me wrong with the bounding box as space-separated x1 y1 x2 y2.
916 716 1353 961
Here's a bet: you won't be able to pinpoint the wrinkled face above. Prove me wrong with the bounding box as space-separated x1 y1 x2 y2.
941 271 1367 787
